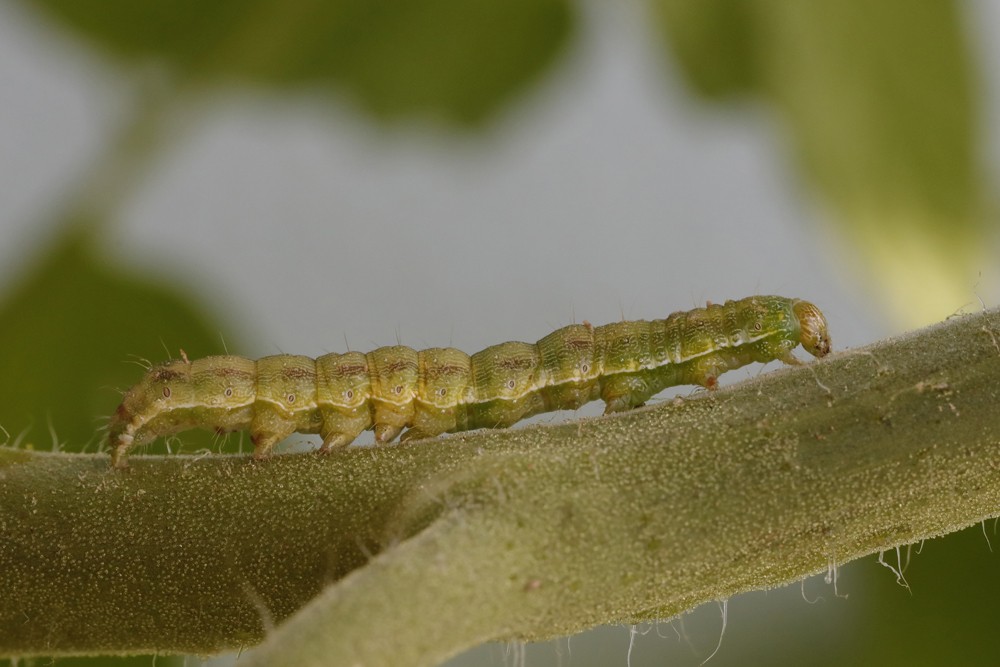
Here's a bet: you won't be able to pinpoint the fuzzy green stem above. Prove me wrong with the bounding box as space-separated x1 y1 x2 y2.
1 309 999 666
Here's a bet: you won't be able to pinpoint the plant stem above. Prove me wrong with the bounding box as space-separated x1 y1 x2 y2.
2 309 999 665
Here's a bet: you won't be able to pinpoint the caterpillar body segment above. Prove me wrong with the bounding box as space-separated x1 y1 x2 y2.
108 295 831 467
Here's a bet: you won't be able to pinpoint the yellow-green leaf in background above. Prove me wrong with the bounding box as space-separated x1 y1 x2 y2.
27 0 574 125
651 0 987 326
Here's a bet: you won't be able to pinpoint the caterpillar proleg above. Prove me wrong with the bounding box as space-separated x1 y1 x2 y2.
107 295 831 467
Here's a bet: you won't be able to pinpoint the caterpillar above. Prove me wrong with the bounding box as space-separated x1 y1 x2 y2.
107 295 831 468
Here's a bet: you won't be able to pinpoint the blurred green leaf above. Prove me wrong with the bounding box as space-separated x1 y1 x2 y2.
854 524 1000 666
651 0 984 325
29 0 574 124
1 657 183 667
649 0 757 98
0 225 236 456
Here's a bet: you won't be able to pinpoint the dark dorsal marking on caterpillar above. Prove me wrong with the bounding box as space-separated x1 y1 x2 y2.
107 295 831 468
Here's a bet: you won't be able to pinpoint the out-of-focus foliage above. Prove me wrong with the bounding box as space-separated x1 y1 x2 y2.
1 657 181 667
28 0 574 125
652 0 986 326
0 226 229 456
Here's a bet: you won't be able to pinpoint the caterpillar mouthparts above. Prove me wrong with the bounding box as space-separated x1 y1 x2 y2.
108 295 830 468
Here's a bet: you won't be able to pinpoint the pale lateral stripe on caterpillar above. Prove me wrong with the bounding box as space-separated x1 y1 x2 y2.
108 295 831 468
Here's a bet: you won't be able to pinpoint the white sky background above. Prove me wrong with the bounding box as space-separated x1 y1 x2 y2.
2 1 1000 665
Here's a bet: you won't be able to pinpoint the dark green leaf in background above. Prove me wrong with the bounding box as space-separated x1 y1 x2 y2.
852 525 1000 666
29 0 574 125
0 225 235 456
0 657 182 667
648 0 757 98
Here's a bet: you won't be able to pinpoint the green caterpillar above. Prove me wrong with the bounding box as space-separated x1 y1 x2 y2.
108 295 831 468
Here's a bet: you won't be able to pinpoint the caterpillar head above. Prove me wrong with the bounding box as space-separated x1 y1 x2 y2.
792 300 832 358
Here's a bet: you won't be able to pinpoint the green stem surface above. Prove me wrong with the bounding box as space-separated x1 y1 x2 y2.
2 310 999 666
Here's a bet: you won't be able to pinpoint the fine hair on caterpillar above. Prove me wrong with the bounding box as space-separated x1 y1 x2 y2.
107 295 831 468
